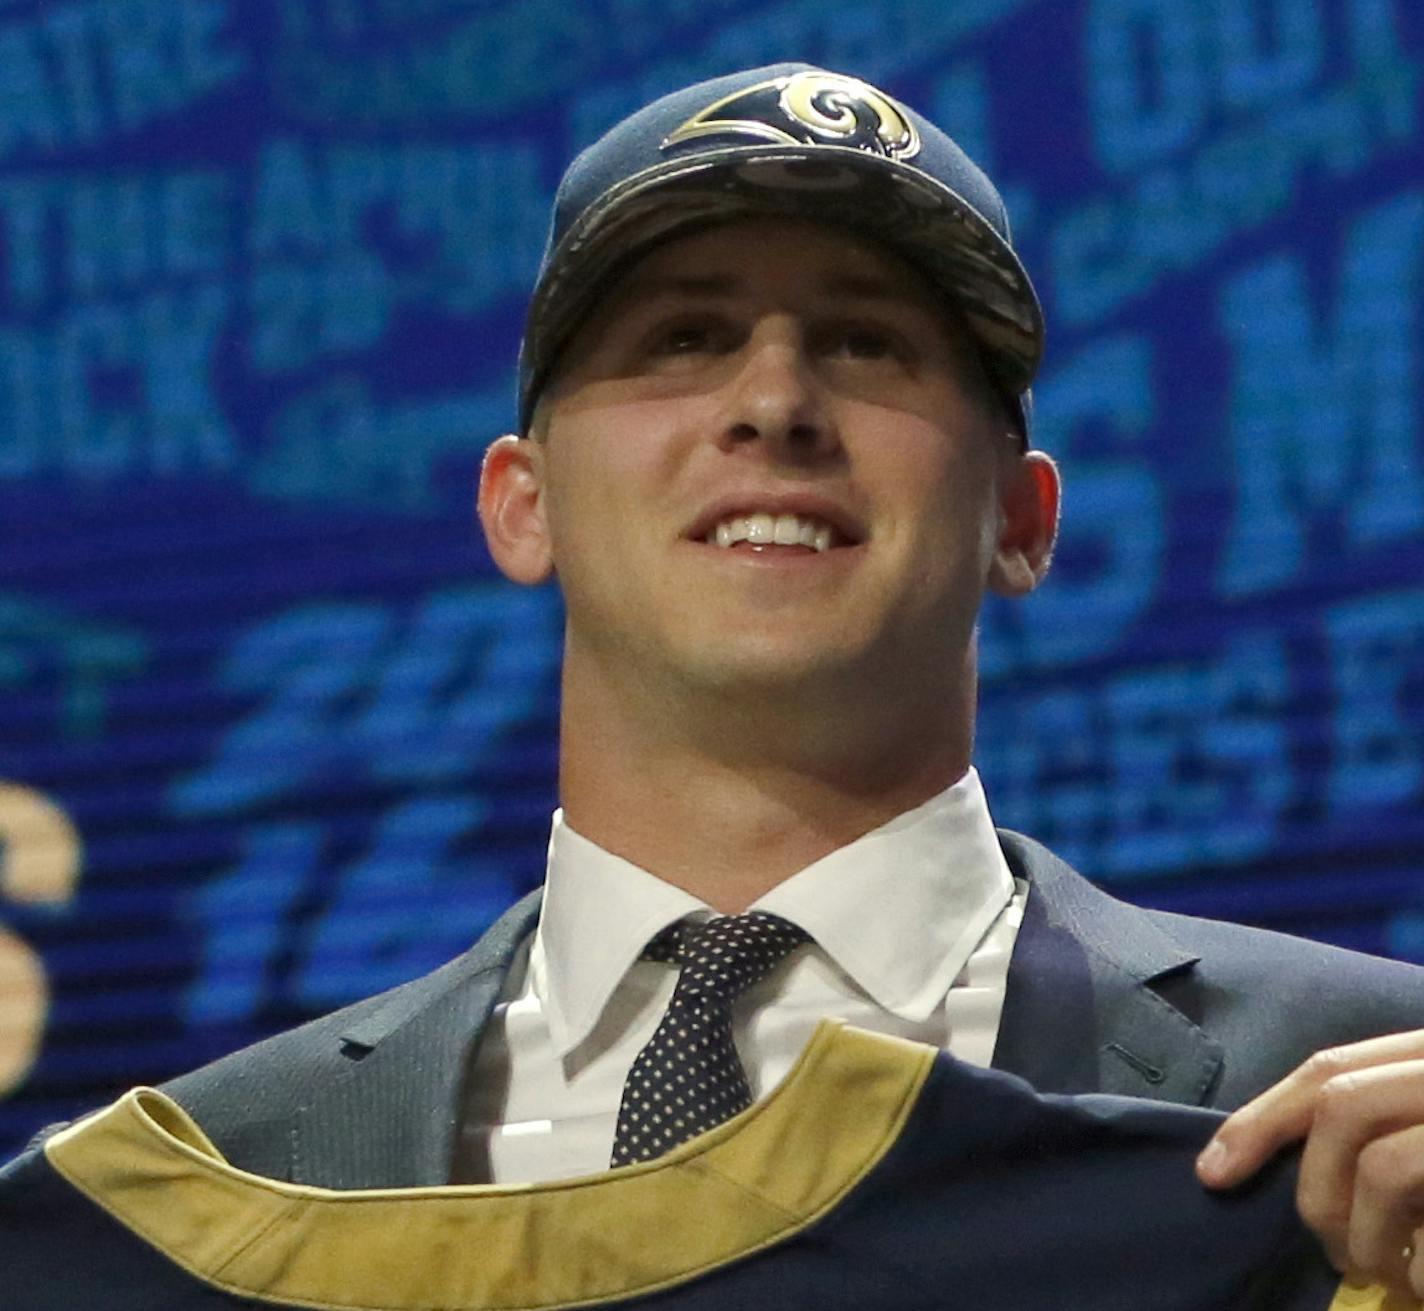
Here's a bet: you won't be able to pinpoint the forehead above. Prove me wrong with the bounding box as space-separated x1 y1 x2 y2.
605 215 946 314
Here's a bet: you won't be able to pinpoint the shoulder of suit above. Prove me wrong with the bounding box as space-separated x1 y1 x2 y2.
999 826 1424 1031
157 889 543 1141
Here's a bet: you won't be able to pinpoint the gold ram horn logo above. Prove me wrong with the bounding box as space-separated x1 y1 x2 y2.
663 71 920 161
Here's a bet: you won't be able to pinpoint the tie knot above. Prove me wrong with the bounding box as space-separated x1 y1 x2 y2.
645 912 808 1002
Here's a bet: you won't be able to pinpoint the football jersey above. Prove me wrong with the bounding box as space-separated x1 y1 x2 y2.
0 1021 1411 1310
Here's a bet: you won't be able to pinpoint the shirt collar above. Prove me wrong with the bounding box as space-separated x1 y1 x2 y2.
533 768 1013 1056
534 818 710 1058
754 768 1014 1021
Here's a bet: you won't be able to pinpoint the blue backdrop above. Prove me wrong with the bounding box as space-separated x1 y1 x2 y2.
1 0 1422 1152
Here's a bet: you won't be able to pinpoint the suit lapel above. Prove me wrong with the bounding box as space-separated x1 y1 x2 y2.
283 835 1222 1185
993 832 1224 1106
292 890 542 1188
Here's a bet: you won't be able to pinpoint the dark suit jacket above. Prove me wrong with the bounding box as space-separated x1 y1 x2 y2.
163 831 1424 1189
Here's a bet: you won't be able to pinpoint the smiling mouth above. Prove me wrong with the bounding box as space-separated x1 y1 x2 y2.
702 512 851 553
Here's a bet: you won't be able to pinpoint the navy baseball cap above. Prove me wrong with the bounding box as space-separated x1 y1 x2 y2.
517 63 1043 440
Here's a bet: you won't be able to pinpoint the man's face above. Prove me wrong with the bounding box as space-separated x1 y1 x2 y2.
504 216 1046 711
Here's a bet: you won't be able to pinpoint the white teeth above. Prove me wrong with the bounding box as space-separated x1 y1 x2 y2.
746 513 775 545
705 511 840 552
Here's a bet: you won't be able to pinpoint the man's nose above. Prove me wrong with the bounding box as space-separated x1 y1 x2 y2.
717 321 840 460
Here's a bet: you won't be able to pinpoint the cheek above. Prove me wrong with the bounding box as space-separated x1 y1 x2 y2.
538 445 677 602
904 458 1002 576
547 403 690 493
540 436 636 538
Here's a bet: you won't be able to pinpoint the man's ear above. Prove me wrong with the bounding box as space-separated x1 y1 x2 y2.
477 434 555 585
988 451 1060 597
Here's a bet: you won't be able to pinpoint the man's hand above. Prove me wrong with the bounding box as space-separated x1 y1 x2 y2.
1196 1032 1424 1297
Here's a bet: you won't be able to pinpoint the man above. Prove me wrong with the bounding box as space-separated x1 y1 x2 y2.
33 62 1424 1296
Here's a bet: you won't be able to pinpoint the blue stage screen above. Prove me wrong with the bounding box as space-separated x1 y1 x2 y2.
0 0 1421 1149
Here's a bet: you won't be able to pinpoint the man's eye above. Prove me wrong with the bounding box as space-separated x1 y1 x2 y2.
822 324 901 360
650 321 719 355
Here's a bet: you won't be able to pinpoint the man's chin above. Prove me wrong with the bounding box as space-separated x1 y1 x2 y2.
668 640 873 702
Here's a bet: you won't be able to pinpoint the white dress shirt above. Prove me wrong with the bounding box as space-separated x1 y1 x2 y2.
453 767 1027 1183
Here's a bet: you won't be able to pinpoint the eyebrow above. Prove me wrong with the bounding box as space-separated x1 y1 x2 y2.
626 273 739 298
622 271 919 304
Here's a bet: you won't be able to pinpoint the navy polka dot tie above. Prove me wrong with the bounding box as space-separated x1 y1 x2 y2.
610 912 809 1166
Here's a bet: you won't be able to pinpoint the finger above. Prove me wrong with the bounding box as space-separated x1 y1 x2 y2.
1342 1123 1424 1288
1199 1033 1424 1188
1409 1237 1424 1299
1288 1063 1424 1278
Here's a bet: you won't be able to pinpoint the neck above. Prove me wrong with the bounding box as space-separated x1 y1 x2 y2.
556 659 976 912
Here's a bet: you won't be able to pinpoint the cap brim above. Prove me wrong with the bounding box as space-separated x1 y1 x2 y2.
520 146 1043 431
